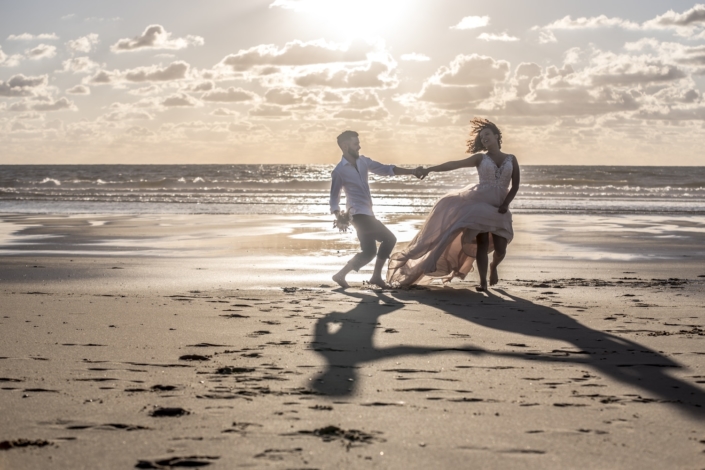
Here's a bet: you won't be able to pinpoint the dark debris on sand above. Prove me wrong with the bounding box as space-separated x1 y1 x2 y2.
149 407 190 417
135 455 219 468
296 425 384 449
0 439 53 450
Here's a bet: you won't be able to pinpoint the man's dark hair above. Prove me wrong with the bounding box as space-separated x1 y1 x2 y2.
466 118 502 153
337 130 359 147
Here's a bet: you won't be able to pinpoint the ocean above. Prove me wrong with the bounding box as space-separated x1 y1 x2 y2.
1 164 704 216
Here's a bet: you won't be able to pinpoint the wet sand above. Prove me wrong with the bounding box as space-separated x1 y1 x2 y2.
0 213 704 469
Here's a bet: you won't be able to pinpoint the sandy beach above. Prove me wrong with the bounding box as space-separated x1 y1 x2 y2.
1 213 704 469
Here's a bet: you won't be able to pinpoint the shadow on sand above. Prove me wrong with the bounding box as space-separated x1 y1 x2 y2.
310 286 704 418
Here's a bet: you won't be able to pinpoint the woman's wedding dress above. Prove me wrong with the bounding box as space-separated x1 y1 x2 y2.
387 154 514 286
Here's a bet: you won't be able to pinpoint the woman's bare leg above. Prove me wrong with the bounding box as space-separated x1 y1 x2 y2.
489 235 508 286
475 232 490 291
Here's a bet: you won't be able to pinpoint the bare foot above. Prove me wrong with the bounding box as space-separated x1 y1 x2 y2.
489 263 499 286
332 272 350 289
368 276 389 289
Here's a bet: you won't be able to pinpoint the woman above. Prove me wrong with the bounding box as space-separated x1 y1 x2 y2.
387 118 520 290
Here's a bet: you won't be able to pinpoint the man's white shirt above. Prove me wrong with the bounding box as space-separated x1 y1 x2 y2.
329 155 396 217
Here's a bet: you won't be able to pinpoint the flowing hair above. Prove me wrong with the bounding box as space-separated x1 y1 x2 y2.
466 118 502 153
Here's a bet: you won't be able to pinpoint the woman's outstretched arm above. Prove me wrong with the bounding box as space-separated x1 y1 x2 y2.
418 153 484 179
498 156 521 214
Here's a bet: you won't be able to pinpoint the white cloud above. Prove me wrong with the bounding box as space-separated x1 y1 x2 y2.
27 44 57 60
102 110 154 121
211 108 238 116
66 84 90 95
535 5 705 38
162 93 200 107
66 34 99 53
538 31 557 44
537 15 640 31
61 56 100 73
400 53 430 62
32 97 76 112
295 61 396 88
249 104 292 118
451 16 489 30
644 4 705 28
219 39 372 71
435 54 510 86
478 32 519 42
61 14 76 20
0 48 23 67
202 87 256 102
11 97 76 112
88 61 191 85
333 107 388 120
0 74 47 97
111 25 204 53
7 33 59 41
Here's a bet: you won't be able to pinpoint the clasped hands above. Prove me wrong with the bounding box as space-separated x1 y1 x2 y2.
413 166 429 180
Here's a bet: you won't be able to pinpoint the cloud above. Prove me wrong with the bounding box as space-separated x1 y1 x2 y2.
66 84 90 95
248 104 291 117
538 31 557 44
190 81 214 92
211 108 238 116
0 74 47 97
61 14 76 20
478 32 519 42
162 93 199 107
333 107 388 120
27 44 57 60
111 24 204 53
102 110 154 121
201 87 256 102
400 53 430 62
538 15 640 30
418 83 495 106
125 61 189 82
0 47 23 67
11 97 76 112
66 34 99 53
435 54 510 86
644 4 705 28
264 88 302 105
295 61 395 88
128 85 163 96
31 97 75 111
62 56 100 73
7 33 59 41
451 16 489 30
535 6 705 37
88 61 191 85
219 39 372 71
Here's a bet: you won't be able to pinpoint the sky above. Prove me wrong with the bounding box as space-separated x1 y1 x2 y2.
1 0 705 165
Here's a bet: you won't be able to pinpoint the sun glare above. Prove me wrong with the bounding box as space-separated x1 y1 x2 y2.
271 0 414 38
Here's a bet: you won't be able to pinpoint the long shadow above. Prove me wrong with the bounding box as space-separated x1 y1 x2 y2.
310 289 484 396
388 287 705 418
310 286 704 417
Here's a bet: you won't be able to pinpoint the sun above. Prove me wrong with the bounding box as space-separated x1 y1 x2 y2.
270 0 415 39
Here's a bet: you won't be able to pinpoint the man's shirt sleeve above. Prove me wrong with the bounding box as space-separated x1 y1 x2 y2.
329 170 343 214
365 157 396 177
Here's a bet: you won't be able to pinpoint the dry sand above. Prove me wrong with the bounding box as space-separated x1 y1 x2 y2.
0 213 704 469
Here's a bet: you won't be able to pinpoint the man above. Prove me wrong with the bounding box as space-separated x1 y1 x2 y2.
330 130 421 288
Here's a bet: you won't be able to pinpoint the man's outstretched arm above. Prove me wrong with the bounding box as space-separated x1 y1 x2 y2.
393 166 424 177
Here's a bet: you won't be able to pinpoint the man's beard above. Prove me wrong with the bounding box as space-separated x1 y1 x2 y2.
349 149 359 158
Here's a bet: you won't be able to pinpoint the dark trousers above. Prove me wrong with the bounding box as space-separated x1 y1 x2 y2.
348 214 397 271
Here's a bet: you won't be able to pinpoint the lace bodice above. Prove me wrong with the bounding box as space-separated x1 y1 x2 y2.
477 154 513 189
